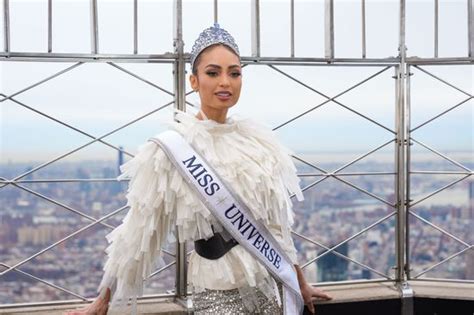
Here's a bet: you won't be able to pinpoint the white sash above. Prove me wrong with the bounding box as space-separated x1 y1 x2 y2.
148 130 304 315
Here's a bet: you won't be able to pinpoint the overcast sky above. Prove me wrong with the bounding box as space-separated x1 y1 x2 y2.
0 0 472 164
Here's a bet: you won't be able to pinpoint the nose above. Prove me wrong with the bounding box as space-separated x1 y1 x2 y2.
219 74 230 87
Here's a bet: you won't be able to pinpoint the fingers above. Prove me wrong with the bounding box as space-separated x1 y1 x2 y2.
317 292 333 300
311 287 333 300
306 301 315 314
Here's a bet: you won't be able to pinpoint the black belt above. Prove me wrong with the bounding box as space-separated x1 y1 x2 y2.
194 231 238 260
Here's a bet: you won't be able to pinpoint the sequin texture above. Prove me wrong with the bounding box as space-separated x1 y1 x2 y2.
192 281 283 314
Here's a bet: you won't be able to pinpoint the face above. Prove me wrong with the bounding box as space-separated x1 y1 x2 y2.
189 44 242 116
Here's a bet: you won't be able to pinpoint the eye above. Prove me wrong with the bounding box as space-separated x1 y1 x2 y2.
231 72 241 77
206 71 218 77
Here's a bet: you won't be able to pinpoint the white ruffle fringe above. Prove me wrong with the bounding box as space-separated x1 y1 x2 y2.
97 108 304 313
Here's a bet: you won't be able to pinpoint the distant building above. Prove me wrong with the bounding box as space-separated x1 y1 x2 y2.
76 168 91 193
117 146 124 176
468 181 474 221
17 225 68 246
103 166 122 195
317 242 349 282
465 181 474 247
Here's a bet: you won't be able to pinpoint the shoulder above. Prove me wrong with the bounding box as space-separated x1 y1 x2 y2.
234 116 295 159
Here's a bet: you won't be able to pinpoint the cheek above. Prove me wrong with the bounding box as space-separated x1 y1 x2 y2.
200 80 215 95
233 79 242 92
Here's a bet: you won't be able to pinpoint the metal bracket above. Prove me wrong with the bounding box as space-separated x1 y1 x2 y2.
175 295 193 315
397 281 414 315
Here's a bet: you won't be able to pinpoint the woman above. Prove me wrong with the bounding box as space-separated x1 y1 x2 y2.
65 23 331 315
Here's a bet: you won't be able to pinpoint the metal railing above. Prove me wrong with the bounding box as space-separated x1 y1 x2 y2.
0 1 472 314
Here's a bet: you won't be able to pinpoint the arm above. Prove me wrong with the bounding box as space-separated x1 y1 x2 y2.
95 141 178 312
294 264 332 314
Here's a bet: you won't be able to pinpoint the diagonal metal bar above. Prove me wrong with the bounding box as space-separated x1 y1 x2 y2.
410 137 472 172
1 100 174 185
0 62 84 102
409 173 471 207
6 179 116 230
412 245 473 279
148 260 176 279
292 230 393 280
409 211 471 247
332 138 396 175
1 94 135 158
287 139 396 206
333 176 395 207
268 64 395 134
291 154 328 174
107 62 175 96
0 204 129 277
289 156 391 205
147 250 193 279
412 65 473 98
0 186 177 260
108 62 199 108
290 138 394 180
299 176 331 195
0 262 87 301
303 211 397 267
410 96 472 132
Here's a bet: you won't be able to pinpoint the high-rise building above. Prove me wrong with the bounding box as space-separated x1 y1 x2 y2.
117 145 124 176
317 242 349 282
460 180 474 281
468 181 474 221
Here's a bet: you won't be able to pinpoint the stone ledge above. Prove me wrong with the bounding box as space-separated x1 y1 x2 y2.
1 280 473 314
0 297 186 315
312 279 474 305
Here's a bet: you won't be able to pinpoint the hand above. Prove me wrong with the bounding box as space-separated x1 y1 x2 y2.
63 289 110 315
299 282 332 314
63 299 108 315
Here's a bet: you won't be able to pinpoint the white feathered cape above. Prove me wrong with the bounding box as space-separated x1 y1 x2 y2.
97 109 304 313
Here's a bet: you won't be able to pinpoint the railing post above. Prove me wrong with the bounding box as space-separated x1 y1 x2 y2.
434 0 439 57
396 0 414 314
172 0 188 310
468 0 474 57
90 0 99 54
213 0 218 25
290 0 295 57
133 0 138 54
405 63 412 282
48 0 52 53
324 0 334 59
3 0 10 53
361 0 366 58
251 0 260 58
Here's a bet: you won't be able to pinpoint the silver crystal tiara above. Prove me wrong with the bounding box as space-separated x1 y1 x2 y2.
189 23 240 72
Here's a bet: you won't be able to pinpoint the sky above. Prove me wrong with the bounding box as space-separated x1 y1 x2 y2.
0 0 472 164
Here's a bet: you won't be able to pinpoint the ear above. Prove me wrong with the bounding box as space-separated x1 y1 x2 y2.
189 74 199 91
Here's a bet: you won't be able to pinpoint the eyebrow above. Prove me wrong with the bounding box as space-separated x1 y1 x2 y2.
205 64 241 69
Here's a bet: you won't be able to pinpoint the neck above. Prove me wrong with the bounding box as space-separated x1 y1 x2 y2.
196 106 228 124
